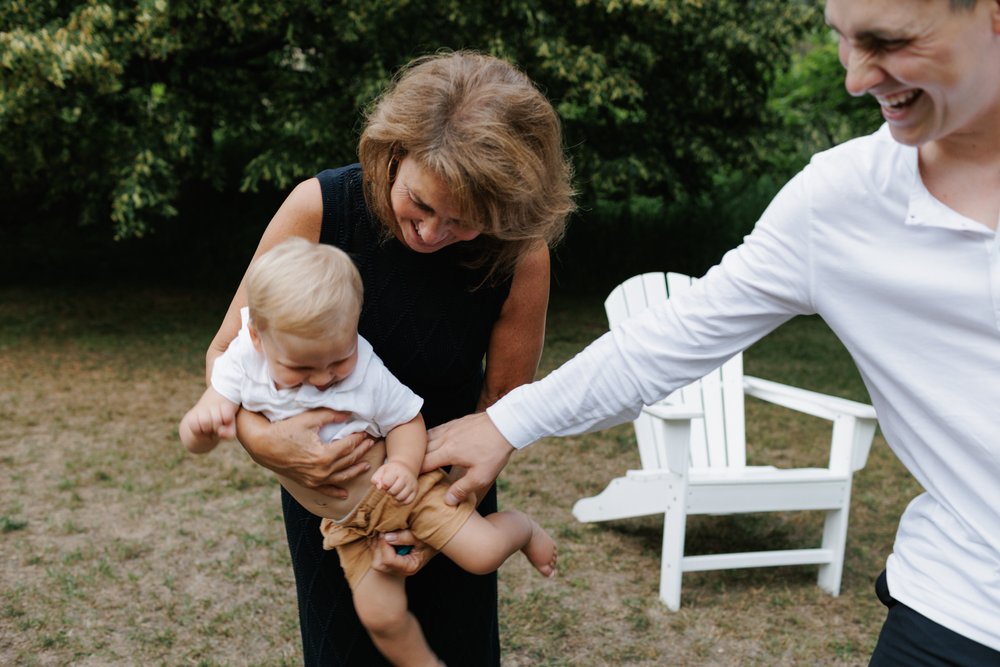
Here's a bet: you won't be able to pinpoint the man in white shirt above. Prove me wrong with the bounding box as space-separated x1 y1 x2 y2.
421 0 1000 663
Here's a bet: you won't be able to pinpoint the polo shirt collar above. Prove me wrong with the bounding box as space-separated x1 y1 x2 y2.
905 148 995 236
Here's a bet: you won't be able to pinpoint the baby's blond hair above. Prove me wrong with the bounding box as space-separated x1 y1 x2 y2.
246 237 362 340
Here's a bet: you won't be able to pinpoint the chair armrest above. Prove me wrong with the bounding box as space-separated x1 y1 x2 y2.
743 376 876 421
641 403 702 475
642 403 703 421
743 375 877 472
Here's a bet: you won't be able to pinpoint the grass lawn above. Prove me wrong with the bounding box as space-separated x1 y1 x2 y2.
0 284 921 666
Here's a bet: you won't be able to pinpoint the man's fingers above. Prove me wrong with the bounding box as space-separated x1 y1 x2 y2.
421 446 449 473
444 478 475 507
425 425 445 452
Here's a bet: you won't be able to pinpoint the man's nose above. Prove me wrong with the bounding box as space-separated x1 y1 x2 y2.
843 46 884 98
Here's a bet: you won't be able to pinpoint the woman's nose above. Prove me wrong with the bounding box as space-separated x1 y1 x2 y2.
418 217 449 243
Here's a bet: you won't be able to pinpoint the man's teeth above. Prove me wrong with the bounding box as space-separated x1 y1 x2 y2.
879 90 920 109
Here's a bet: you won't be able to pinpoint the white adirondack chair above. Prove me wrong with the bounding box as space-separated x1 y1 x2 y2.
572 272 878 611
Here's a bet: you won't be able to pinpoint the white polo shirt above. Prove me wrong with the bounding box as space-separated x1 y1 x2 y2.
490 125 1000 649
212 308 422 443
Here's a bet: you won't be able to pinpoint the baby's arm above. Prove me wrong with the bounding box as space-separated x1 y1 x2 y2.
370 414 426 504
179 387 240 454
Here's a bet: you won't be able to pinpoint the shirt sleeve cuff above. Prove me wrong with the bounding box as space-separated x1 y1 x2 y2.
486 386 540 449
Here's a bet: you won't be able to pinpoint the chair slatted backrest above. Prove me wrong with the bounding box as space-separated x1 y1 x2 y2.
604 272 748 471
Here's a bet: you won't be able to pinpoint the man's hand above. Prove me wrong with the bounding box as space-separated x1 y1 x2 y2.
424 412 516 506
236 408 375 499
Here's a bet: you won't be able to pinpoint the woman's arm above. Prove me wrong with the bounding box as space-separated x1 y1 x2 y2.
422 244 549 506
207 178 375 494
206 178 325 384
476 243 550 411
235 409 374 497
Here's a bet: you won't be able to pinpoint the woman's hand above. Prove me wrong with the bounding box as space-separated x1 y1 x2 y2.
236 408 375 499
371 530 435 577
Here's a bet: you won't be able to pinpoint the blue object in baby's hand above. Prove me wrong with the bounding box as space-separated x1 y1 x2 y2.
394 545 413 556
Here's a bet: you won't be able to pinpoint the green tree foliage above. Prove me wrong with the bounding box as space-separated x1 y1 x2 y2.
1 0 817 239
763 26 882 176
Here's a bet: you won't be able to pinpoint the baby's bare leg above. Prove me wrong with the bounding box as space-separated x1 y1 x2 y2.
441 510 557 577
352 569 443 667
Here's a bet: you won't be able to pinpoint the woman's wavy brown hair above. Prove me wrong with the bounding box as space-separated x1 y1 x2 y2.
358 50 575 285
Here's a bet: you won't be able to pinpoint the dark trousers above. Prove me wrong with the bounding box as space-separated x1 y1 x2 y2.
869 570 1000 667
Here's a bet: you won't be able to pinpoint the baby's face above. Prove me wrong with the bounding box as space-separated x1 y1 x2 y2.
253 327 359 391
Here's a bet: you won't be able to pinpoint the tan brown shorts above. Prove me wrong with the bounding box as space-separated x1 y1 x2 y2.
319 468 477 590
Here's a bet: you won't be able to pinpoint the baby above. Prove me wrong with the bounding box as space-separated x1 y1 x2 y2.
179 237 556 667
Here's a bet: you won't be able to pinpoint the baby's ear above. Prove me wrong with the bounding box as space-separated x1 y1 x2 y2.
247 321 264 353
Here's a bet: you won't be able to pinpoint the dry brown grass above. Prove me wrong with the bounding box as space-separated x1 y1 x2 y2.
0 285 921 666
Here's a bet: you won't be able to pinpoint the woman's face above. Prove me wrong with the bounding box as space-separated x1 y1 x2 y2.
826 0 1000 147
389 157 481 253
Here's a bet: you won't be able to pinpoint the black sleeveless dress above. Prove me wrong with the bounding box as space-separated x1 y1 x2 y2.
280 164 511 666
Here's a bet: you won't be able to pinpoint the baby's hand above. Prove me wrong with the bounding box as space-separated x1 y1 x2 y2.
179 389 239 453
192 404 236 438
371 461 418 505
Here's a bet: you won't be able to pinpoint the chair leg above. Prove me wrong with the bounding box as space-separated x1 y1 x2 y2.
659 494 688 611
817 480 852 596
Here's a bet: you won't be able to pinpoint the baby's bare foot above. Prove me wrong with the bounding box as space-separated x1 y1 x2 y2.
523 520 557 578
